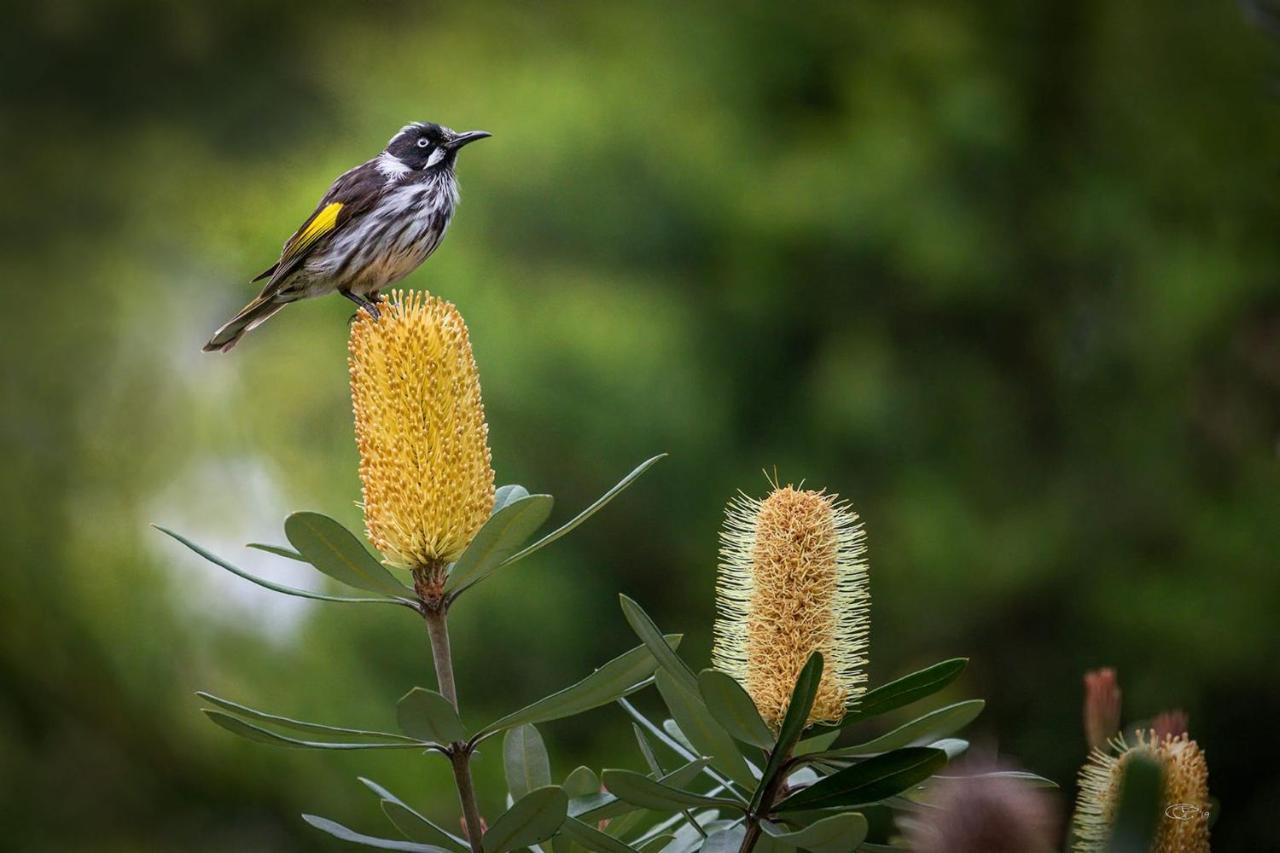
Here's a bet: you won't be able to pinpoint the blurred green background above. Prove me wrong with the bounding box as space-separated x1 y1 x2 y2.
3 1 1278 849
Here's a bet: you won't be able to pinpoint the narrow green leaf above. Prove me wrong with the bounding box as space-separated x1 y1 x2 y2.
494 484 531 513
752 653 823 813
632 724 664 775
761 814 867 853
635 834 675 853
503 455 666 567
654 669 756 789
568 760 712 822
204 711 431 750
157 526 416 608
382 801 467 851
505 724 552 800
561 817 639 853
698 669 774 750
619 595 697 688
197 692 418 743
827 700 985 756
840 658 968 727
358 777 468 850
795 729 841 755
564 766 601 799
774 747 947 812
602 769 744 813
302 814 452 852
483 785 569 853
247 543 306 561
285 511 410 596
444 494 554 593
482 637 680 736
397 688 466 744
934 769 1058 788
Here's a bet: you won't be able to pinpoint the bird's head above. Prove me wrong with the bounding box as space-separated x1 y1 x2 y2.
385 122 490 171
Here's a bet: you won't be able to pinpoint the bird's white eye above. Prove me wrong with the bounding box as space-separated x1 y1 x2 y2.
417 138 430 148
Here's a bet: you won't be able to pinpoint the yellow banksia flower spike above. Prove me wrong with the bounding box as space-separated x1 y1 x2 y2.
348 290 495 574
1072 731 1211 853
712 482 870 730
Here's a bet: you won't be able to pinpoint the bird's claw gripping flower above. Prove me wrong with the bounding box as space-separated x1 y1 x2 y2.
712 483 870 730
348 290 495 578
1071 730 1211 853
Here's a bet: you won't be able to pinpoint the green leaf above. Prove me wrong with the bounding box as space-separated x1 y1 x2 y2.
635 835 675 853
619 595 697 688
494 484 531 513
564 765 601 799
285 511 410 596
483 785 569 853
795 729 841 755
654 669 756 790
561 817 639 853
773 747 947 812
602 769 744 813
381 801 468 851
827 700 985 756
569 760 711 823
397 688 466 744
156 526 416 608
698 669 774 750
934 769 1058 788
247 543 306 561
444 494 554 594
505 724 552 800
302 814 452 852
632 724 665 775
357 777 468 850
930 738 969 760
761 814 867 853
840 658 967 727
204 710 431 750
197 692 418 743
503 455 666 567
752 653 823 813
481 637 680 736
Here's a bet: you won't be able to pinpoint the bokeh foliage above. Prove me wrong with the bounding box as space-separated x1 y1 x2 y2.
1 0 1277 849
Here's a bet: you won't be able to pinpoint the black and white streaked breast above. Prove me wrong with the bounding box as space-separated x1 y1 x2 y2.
305 164 460 298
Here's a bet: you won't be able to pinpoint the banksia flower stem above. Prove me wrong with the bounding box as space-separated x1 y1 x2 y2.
423 602 484 853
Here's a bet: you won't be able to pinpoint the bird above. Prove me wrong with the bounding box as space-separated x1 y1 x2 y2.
204 122 490 352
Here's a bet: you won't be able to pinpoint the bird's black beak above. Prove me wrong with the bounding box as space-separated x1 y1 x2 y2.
448 130 491 150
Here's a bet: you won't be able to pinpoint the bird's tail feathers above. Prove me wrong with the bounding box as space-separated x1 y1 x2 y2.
203 295 286 353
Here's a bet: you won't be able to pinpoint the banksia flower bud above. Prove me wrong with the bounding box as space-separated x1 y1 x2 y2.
1151 709 1189 741
712 483 869 730
349 290 495 571
1071 731 1211 853
1083 668 1122 751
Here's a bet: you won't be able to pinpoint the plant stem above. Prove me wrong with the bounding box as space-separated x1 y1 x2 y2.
737 752 790 853
423 603 484 853
423 605 458 708
450 747 486 853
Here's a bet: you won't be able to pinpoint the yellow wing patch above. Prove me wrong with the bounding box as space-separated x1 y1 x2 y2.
293 202 344 254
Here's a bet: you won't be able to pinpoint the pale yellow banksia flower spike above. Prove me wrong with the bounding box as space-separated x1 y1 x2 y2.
712 483 869 730
348 290 495 572
1071 731 1211 853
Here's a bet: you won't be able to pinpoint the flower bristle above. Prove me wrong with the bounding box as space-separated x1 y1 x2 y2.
348 290 495 569
712 483 869 730
1071 730 1211 853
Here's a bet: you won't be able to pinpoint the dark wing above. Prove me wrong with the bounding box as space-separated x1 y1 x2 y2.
252 162 386 293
